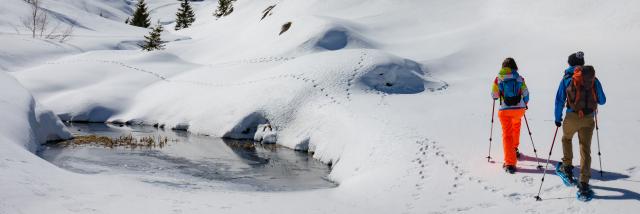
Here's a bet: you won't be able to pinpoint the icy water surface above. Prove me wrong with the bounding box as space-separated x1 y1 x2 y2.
37 123 336 191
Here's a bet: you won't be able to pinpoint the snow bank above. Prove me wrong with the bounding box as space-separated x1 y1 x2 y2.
223 111 270 140
0 70 71 150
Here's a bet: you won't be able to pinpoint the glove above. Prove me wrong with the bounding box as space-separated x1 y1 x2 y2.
555 121 562 127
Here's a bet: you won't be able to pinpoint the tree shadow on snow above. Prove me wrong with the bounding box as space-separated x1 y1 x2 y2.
515 155 630 182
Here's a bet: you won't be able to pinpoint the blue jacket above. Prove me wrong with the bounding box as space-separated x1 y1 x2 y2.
554 66 606 122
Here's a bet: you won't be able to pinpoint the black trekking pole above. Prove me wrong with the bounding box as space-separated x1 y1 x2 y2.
595 110 603 177
534 126 560 201
523 114 543 170
487 100 496 162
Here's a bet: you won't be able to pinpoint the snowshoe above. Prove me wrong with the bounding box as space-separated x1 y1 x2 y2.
503 164 516 174
555 162 576 186
576 182 595 202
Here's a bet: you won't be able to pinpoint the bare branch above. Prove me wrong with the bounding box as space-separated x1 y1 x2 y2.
58 25 74 43
38 10 48 37
45 22 61 39
20 0 75 42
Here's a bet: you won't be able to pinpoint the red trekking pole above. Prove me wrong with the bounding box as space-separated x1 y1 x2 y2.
534 126 560 201
487 100 496 162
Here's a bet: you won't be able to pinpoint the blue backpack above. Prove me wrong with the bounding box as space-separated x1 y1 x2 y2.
499 73 523 106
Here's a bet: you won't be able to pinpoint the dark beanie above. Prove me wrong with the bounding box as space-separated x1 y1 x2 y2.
568 51 585 66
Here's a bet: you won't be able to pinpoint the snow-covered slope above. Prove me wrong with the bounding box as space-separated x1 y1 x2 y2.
2 0 640 213
0 0 194 71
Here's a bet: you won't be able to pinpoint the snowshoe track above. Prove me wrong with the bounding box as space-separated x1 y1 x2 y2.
404 138 561 213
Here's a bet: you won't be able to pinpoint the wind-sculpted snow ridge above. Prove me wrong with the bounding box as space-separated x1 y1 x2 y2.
307 26 374 51
0 71 71 150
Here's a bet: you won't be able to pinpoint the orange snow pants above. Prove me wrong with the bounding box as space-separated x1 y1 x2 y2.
498 108 526 166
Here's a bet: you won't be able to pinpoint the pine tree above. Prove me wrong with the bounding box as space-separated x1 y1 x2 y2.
140 22 165 51
130 0 151 28
214 0 236 18
175 0 196 30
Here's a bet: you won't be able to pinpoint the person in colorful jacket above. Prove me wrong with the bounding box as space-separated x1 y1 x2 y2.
554 51 606 196
491 58 529 173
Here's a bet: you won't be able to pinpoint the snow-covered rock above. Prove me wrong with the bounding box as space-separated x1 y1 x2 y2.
254 123 277 144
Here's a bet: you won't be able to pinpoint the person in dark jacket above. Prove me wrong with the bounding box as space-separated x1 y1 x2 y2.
554 51 606 196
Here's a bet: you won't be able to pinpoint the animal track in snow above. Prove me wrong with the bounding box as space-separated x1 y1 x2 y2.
404 139 432 213
344 51 368 101
43 52 373 110
209 56 296 67
46 59 168 80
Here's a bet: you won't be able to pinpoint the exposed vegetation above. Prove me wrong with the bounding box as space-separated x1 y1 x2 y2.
21 0 74 42
261 5 276 21
59 134 173 149
223 139 277 151
279 22 292 35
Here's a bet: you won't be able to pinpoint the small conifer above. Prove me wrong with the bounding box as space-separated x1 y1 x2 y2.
214 0 236 18
175 0 196 30
130 0 151 28
140 21 165 51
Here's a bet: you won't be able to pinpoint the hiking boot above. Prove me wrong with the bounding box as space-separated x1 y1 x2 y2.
561 164 576 184
515 148 521 159
577 182 594 201
503 164 516 174
577 182 590 192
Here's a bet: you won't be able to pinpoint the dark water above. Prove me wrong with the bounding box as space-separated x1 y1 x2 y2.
37 123 336 191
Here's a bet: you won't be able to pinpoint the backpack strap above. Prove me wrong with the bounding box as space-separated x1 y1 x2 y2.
573 67 585 117
591 78 598 111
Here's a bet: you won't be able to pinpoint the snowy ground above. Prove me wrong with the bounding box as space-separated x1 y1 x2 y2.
2 0 640 213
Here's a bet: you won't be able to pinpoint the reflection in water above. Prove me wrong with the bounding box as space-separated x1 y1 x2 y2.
37 122 336 191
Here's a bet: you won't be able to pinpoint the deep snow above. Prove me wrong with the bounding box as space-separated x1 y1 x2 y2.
2 0 640 213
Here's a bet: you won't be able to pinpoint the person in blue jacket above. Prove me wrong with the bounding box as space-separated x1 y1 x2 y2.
554 51 606 197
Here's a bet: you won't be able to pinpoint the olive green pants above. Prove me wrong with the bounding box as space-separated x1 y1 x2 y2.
561 112 595 184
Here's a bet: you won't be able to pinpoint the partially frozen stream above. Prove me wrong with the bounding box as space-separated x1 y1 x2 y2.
37 123 336 191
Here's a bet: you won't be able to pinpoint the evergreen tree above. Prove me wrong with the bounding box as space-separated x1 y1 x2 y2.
130 0 151 28
175 0 196 30
214 0 236 18
140 22 165 51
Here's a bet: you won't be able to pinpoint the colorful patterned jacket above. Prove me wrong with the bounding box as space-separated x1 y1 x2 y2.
554 66 606 123
491 68 529 110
